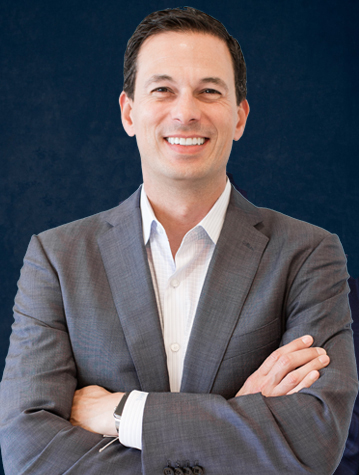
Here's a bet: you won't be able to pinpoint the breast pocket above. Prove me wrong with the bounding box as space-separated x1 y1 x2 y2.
223 317 281 361
212 319 282 398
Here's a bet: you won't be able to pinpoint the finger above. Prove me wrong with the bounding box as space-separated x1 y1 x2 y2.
258 335 315 377
259 335 314 376
276 347 327 372
267 348 327 389
287 370 320 395
270 354 330 397
236 339 326 397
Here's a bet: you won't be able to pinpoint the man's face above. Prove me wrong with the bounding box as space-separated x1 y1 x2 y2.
120 31 249 187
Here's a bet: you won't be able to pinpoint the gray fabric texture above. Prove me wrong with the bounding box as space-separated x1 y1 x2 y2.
0 185 357 474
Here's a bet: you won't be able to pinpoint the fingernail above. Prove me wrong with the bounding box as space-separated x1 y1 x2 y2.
319 355 329 364
302 335 312 344
317 348 326 355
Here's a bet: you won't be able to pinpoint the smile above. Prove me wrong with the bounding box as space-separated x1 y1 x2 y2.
166 137 206 145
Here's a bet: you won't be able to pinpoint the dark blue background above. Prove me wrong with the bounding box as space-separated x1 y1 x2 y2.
1 1 358 473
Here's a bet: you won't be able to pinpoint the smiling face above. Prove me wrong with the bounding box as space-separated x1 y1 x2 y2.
120 31 249 191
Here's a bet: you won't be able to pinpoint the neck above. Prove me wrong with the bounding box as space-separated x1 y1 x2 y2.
144 175 227 257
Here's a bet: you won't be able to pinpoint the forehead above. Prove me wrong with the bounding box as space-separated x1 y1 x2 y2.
135 31 234 86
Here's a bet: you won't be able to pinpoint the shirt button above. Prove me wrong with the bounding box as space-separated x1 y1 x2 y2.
171 279 180 288
170 343 180 352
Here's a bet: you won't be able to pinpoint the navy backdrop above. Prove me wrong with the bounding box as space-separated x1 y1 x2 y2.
1 1 358 473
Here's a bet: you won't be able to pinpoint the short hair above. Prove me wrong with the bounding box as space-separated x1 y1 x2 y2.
123 7 247 105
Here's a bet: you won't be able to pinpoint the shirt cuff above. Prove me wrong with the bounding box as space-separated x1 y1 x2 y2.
118 390 148 450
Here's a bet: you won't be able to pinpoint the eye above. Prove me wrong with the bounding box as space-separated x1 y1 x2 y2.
152 87 171 93
202 88 221 95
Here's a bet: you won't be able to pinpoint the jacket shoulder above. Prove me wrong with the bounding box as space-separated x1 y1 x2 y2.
258 206 331 242
35 188 141 247
231 186 335 249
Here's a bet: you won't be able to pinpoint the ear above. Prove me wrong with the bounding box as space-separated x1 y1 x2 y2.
234 99 250 141
119 91 136 137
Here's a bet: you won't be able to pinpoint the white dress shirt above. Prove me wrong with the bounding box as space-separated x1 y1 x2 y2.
119 180 231 450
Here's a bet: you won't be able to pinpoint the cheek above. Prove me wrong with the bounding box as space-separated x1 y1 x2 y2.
133 107 168 137
209 106 237 134
216 118 236 142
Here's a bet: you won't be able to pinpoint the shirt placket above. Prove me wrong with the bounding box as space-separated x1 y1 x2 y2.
164 232 199 392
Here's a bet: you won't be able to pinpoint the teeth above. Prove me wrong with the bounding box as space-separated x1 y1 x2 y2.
166 137 205 145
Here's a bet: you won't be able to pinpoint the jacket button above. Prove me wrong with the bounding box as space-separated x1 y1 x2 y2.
193 466 204 475
163 468 174 475
174 468 184 475
183 467 193 474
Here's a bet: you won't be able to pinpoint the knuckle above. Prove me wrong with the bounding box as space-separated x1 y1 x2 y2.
285 372 299 386
259 380 272 396
269 349 281 362
278 354 291 367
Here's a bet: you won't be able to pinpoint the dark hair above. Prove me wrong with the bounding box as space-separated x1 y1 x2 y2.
123 7 247 105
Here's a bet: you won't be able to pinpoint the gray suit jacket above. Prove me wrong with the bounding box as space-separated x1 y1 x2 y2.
0 186 358 474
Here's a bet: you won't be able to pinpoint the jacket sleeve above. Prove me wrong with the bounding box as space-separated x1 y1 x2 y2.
0 235 142 475
140 233 359 475
1 232 358 475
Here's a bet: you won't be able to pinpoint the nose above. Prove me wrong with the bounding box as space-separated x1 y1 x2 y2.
171 90 201 125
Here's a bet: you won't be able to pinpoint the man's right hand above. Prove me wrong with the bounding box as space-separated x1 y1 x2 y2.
236 335 330 398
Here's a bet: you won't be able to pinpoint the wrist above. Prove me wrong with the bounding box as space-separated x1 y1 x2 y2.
113 392 131 435
101 391 126 436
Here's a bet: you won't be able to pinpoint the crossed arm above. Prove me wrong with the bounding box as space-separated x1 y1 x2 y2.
0 231 357 475
70 335 330 437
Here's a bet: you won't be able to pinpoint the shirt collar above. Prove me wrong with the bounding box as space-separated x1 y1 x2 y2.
198 178 231 243
140 178 231 245
141 186 159 245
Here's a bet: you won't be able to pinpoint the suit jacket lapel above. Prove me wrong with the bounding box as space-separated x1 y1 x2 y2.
97 189 170 392
181 188 269 393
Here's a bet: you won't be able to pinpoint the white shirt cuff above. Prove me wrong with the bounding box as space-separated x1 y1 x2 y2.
118 390 148 450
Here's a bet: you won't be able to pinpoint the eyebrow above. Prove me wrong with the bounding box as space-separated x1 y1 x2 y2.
144 75 229 92
144 75 173 88
199 77 229 92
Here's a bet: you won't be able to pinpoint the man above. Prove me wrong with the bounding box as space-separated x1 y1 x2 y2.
0 7 357 475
